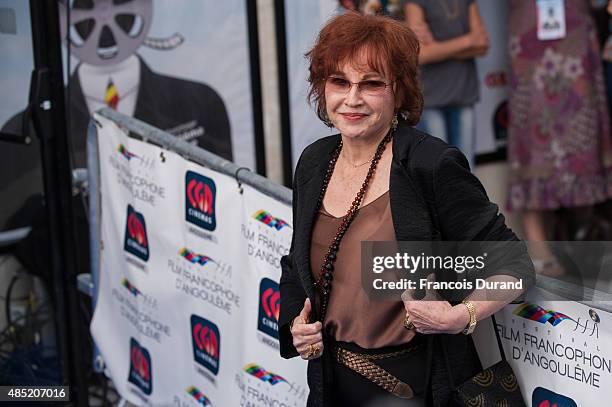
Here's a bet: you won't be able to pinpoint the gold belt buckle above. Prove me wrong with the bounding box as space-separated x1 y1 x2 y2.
392 381 414 399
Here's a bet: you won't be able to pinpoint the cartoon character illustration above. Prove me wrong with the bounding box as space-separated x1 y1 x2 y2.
1 0 232 168
0 0 232 228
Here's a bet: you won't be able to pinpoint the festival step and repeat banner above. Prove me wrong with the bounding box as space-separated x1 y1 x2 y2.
477 291 612 406
91 113 612 406
90 114 307 406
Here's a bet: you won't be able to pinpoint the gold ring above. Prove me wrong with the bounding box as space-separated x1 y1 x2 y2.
404 315 415 330
306 344 315 358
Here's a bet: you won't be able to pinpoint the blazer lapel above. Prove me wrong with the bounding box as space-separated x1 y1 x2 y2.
389 124 433 241
294 171 323 302
293 137 340 309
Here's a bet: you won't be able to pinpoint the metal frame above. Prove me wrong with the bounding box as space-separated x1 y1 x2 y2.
96 108 291 203
28 1 89 404
246 0 267 176
273 0 294 187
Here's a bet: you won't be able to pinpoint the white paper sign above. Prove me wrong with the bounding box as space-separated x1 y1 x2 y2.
537 0 567 41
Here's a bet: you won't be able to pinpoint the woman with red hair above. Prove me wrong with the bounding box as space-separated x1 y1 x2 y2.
279 12 533 406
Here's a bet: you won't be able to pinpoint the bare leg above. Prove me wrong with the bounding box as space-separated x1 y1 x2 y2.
523 209 548 241
523 209 565 277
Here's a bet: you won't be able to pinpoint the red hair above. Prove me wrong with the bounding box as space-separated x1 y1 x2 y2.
306 12 423 126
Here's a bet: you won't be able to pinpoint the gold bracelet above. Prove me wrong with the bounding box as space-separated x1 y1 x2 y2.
461 300 477 335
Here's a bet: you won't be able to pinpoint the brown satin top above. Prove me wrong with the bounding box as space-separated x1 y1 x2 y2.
310 191 416 348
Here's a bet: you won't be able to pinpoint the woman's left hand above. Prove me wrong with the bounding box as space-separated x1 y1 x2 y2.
401 280 470 334
403 299 470 334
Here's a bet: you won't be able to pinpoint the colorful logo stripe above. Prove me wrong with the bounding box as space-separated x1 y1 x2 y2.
122 278 141 297
186 386 212 406
117 144 137 160
513 303 573 326
179 247 215 266
243 363 287 385
252 210 291 231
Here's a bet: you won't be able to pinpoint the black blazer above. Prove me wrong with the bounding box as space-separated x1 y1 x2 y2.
279 121 535 406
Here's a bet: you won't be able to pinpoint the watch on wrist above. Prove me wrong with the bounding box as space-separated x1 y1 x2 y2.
461 300 477 335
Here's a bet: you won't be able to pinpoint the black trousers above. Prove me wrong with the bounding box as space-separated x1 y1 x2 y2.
330 337 427 407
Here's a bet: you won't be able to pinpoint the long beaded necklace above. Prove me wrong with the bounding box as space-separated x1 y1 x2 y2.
313 128 394 322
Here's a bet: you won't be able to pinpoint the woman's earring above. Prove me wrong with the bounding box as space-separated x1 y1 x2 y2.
391 113 399 131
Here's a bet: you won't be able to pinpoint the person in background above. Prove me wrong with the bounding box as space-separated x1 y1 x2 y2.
605 0 612 116
338 0 359 13
403 0 489 168
337 0 405 18
506 0 612 275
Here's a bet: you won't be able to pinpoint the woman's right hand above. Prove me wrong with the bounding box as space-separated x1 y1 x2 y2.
291 298 324 360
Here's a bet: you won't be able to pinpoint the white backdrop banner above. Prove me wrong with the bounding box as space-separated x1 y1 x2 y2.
475 291 612 406
90 114 611 406
90 114 307 407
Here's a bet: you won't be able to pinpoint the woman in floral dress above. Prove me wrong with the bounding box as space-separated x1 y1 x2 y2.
507 0 611 269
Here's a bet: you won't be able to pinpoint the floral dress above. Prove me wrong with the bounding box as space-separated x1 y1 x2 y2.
507 0 612 210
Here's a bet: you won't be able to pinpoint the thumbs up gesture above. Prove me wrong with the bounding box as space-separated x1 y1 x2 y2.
290 298 324 359
401 274 470 335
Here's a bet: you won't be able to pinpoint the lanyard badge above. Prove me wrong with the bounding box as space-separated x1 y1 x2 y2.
536 0 566 41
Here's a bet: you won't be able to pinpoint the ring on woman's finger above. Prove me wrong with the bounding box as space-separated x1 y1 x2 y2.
403 314 415 330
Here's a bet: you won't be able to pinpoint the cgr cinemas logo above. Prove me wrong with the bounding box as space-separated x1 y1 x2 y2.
191 315 220 375
258 278 280 339
185 171 216 231
128 338 152 395
123 205 149 262
532 387 577 407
